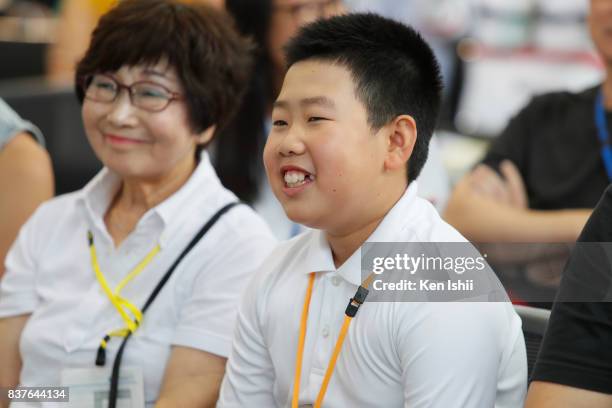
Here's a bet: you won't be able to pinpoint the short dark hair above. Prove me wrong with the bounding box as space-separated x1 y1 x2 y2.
284 13 442 182
76 0 254 151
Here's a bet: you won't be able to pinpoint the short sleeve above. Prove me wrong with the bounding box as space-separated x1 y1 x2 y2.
577 184 612 243
531 185 612 393
480 102 533 174
171 209 277 358
397 302 526 408
532 301 612 393
0 206 44 318
217 252 279 408
0 98 45 150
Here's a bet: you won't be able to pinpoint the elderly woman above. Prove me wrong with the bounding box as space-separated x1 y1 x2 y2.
0 1 276 407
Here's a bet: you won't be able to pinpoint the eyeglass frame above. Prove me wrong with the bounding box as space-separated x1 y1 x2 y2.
272 0 342 21
79 74 184 113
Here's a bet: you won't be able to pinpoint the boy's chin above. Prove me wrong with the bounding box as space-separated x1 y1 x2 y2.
283 205 322 229
285 210 312 226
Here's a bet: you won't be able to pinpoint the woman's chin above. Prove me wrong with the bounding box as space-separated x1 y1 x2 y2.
103 161 156 180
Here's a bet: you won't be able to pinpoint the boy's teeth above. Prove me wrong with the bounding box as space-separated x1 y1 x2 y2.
284 170 305 184
284 170 314 187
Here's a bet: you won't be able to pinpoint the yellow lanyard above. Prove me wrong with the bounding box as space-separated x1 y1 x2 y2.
292 273 372 408
87 231 161 365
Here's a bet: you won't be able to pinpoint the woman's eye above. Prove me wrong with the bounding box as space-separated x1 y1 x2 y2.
137 87 167 99
273 120 288 127
94 81 115 90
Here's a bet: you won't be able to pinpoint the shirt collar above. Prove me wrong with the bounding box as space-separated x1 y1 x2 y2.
155 152 224 247
77 167 121 235
76 151 225 248
299 182 421 286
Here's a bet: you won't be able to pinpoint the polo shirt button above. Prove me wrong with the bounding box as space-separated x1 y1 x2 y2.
331 276 341 286
322 325 330 338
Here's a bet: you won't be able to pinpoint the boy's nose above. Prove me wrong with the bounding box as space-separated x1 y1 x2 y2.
279 126 306 157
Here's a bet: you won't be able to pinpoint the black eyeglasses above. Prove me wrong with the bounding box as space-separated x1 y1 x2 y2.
80 74 183 112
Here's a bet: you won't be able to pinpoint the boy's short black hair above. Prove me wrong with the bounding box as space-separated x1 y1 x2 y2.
284 13 442 182
76 0 253 153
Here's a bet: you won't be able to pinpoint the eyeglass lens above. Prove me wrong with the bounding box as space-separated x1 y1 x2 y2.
85 75 174 112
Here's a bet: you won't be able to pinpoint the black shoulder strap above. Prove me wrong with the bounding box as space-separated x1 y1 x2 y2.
108 201 241 408
141 201 240 313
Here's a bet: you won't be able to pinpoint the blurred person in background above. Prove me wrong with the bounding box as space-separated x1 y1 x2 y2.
220 0 344 238
0 98 53 279
0 0 57 16
0 1 276 407
444 0 612 244
222 0 451 239
526 184 612 407
46 0 224 83
451 0 595 138
348 0 469 96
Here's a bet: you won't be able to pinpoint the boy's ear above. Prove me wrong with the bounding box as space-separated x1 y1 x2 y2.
195 125 216 145
383 115 417 172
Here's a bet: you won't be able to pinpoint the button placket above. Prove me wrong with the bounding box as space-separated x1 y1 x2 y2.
63 281 111 352
322 273 344 340
310 275 334 373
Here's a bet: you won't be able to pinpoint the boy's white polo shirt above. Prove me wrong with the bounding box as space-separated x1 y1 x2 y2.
0 152 277 407
219 182 527 408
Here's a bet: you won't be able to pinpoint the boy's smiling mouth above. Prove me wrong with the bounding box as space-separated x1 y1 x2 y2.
281 166 315 190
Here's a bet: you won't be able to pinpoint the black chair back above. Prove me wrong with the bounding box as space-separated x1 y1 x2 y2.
514 304 551 378
1 79 102 194
0 41 47 80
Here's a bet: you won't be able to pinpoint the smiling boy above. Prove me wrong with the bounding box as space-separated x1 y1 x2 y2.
218 13 526 408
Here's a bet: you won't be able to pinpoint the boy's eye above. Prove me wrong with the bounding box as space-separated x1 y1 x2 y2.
273 119 288 127
307 117 327 122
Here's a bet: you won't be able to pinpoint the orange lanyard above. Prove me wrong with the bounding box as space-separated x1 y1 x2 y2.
292 272 372 408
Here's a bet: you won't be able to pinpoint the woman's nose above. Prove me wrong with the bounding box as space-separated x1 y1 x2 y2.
106 91 138 127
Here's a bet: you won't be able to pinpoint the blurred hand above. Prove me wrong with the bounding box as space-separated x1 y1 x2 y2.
499 160 528 209
468 163 511 204
467 160 527 209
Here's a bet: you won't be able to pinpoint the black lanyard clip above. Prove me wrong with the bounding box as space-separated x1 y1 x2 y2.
345 285 369 317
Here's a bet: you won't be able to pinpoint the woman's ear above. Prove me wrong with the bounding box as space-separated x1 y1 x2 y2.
383 115 417 172
196 125 216 146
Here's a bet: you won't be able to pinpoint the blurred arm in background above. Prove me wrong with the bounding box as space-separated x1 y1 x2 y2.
444 86 597 244
0 133 53 277
0 99 54 278
526 383 612 408
445 0 612 244
0 314 30 408
47 0 224 83
444 159 590 243
46 0 106 83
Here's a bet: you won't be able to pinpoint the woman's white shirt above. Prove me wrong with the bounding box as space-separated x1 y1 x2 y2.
0 152 277 407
